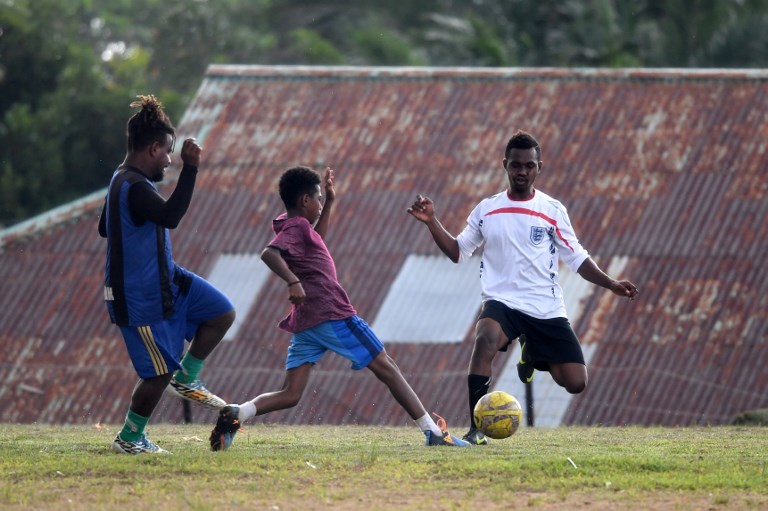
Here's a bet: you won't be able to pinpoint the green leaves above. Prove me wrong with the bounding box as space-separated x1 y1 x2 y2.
1 0 767 225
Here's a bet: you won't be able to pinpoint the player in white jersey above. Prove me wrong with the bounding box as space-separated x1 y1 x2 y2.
408 130 638 445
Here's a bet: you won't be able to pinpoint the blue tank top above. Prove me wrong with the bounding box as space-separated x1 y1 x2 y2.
104 168 179 326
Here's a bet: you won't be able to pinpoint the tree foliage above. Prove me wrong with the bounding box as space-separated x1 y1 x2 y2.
1 0 767 225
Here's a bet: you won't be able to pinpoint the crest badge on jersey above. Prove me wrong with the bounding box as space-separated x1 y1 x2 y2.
530 226 546 245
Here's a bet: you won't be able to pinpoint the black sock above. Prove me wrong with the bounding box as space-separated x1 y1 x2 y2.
468 374 491 430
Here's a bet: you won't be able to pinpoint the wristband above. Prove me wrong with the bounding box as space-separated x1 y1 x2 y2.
287 280 301 287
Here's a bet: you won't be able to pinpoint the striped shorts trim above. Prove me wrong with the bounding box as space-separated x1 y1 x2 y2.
137 325 169 375
119 323 182 378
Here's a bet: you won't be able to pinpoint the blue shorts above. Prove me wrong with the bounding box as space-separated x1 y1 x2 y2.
119 271 234 378
286 316 384 371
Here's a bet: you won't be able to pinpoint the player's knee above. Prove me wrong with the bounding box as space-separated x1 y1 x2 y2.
202 309 236 333
281 388 303 407
474 332 497 356
564 380 586 394
148 373 174 390
220 309 236 329
369 355 400 384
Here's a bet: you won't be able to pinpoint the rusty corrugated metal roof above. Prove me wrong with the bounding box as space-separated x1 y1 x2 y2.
1 66 766 428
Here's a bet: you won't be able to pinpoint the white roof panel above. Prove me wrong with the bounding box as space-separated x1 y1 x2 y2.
206 253 270 341
372 254 482 343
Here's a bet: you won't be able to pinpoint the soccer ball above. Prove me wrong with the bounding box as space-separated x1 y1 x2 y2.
473 391 523 439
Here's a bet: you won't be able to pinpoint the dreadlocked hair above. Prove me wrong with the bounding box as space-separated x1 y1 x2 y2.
126 94 176 152
505 130 541 160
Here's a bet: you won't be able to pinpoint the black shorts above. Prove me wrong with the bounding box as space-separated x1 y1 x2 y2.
478 300 585 372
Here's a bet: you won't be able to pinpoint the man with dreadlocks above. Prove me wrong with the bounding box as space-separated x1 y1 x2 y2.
98 95 235 454
408 130 638 445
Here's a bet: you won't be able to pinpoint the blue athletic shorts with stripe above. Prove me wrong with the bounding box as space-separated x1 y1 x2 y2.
286 315 385 371
119 270 234 379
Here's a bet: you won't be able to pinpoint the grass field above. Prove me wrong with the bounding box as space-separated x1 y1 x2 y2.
1 423 766 510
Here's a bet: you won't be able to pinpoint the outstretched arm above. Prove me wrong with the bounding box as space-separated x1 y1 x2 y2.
314 167 335 239
407 195 460 262
577 257 638 300
261 247 305 305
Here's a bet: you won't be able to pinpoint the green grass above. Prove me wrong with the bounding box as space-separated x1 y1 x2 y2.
1 424 767 510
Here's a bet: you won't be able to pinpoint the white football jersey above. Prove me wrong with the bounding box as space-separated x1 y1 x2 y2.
456 189 589 319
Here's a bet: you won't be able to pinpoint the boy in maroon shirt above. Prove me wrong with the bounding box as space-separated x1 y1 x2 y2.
210 166 469 450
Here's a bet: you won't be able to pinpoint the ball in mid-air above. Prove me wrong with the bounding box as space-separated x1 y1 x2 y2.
473 390 523 439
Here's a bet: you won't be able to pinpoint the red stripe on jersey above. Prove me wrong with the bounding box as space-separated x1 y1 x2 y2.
484 207 574 252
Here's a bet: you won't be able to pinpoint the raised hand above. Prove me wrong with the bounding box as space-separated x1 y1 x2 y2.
407 194 435 223
323 167 335 203
180 137 203 167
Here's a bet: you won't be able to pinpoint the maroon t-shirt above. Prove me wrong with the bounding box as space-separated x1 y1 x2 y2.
267 214 356 333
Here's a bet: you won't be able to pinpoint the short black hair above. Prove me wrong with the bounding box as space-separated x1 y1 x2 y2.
278 166 321 209
126 95 176 152
505 130 541 160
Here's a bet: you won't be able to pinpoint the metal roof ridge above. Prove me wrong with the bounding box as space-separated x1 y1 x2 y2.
1 168 186 250
205 64 768 80
0 188 106 249
0 188 107 252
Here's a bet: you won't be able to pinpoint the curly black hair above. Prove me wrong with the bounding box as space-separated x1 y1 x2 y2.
505 130 541 160
278 166 321 210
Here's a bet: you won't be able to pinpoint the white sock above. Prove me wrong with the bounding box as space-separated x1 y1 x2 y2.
238 400 257 422
415 413 443 436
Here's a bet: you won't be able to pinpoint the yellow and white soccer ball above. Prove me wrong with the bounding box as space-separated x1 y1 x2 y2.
473 390 523 439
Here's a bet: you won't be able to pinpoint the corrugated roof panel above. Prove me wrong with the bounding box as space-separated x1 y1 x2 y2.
206 253 270 341
1 66 766 428
372 254 481 343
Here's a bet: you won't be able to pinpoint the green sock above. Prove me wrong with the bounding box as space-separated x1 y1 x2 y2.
118 409 149 442
174 352 204 384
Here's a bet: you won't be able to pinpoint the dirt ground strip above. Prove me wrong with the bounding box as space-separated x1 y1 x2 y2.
2 487 766 510
332 491 765 510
